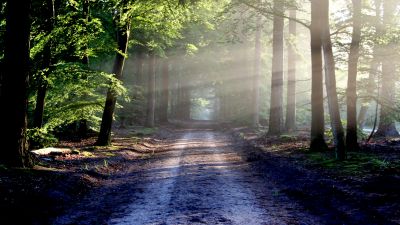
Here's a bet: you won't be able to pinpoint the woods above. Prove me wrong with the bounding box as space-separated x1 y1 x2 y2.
0 0 398 163
0 0 400 221
0 0 34 167
0 0 399 223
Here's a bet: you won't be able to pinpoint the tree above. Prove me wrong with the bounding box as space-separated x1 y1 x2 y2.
268 0 284 135
252 15 262 128
285 9 297 132
375 0 399 137
346 0 362 151
33 0 55 129
0 0 35 167
321 0 346 160
145 53 156 128
97 10 131 146
159 58 170 123
77 0 91 137
358 0 382 129
310 0 328 151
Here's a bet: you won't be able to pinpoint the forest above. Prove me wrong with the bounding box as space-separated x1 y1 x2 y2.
0 0 399 224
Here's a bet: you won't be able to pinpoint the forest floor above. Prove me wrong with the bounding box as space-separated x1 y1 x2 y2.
0 123 399 224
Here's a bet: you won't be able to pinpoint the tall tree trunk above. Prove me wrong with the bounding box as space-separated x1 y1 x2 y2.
0 0 34 167
33 0 55 128
268 0 284 135
310 0 328 151
135 52 145 87
358 51 379 129
159 58 169 123
97 21 130 146
321 0 346 160
176 72 183 119
171 73 179 119
181 82 191 121
346 0 362 151
375 0 399 137
358 0 382 129
252 16 262 128
178 64 191 121
285 9 297 132
145 53 156 127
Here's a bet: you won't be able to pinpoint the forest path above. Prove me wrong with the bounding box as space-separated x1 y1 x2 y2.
54 129 321 225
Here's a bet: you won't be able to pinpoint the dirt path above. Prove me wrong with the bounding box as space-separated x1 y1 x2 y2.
54 130 322 225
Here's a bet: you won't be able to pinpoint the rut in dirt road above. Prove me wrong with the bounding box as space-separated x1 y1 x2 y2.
107 130 319 225
54 130 320 225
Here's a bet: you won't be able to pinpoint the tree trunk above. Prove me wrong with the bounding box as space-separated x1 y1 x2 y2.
358 0 382 129
321 0 346 160
375 0 399 137
358 52 379 129
178 64 191 121
310 0 328 151
268 0 284 135
285 9 297 132
135 52 145 87
252 16 262 128
145 53 156 128
159 58 169 123
181 82 191 121
97 21 130 146
33 0 55 128
0 0 34 167
346 0 362 151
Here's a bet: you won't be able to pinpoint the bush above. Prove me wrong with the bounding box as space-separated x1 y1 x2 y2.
27 128 58 150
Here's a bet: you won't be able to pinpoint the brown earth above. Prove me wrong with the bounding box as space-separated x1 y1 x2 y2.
0 124 399 224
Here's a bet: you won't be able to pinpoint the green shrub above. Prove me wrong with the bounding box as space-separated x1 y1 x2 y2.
27 128 58 150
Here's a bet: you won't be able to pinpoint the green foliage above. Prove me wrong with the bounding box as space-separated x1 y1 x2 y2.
306 151 398 175
30 7 111 62
117 84 145 125
31 63 127 132
27 128 58 150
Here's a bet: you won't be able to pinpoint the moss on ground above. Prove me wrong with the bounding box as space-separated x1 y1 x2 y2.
306 151 399 175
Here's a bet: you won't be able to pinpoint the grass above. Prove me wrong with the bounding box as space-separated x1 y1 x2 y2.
306 151 398 175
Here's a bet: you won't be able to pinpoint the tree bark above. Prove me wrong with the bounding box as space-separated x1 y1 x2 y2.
375 0 399 137
346 0 362 151
268 0 284 135
159 58 169 123
97 21 130 146
177 64 190 121
252 16 262 128
321 0 346 160
145 53 156 127
285 9 297 132
181 81 191 121
135 52 145 87
0 0 34 167
310 0 328 151
33 0 55 128
358 0 381 129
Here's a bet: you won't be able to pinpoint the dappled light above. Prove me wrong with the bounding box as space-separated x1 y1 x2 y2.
0 0 399 224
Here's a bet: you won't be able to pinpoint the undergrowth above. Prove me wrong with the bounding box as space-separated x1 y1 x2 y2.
306 151 399 175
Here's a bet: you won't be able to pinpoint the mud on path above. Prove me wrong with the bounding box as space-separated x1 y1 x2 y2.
54 129 322 225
